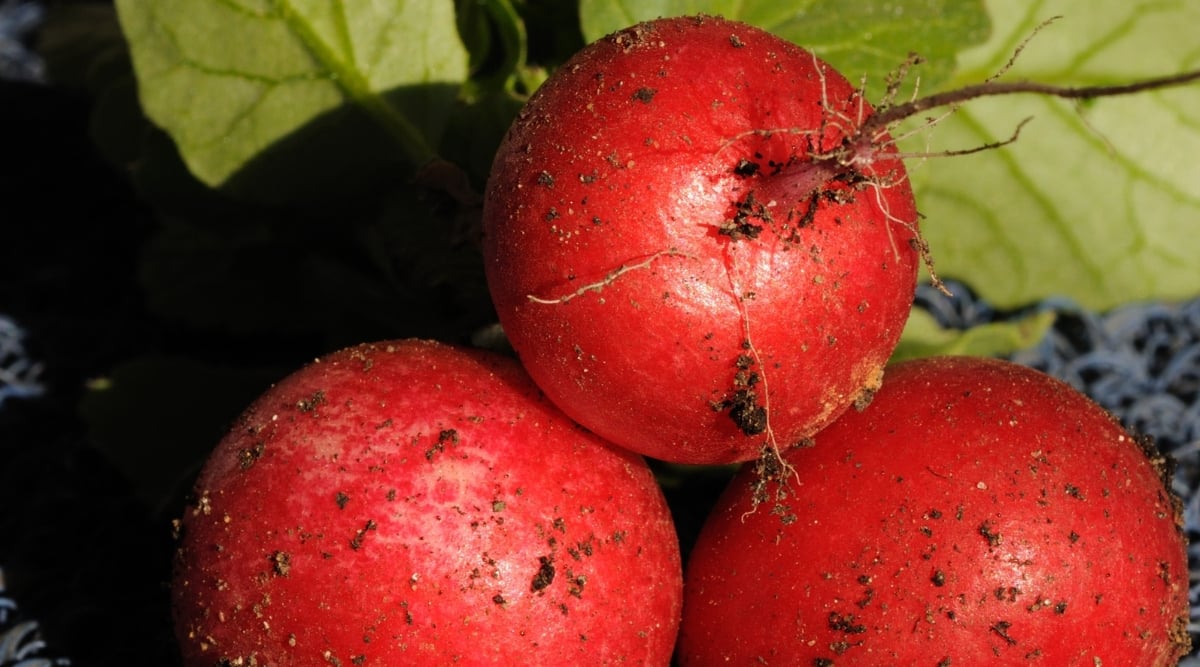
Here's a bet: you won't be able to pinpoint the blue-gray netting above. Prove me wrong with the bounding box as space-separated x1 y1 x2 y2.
2 6 65 662
1 313 64 667
0 316 43 409
1 568 68 667
0 0 42 84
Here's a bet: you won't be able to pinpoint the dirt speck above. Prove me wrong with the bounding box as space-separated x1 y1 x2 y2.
852 387 876 412
714 352 768 435
728 389 767 435
238 441 265 470
995 586 1021 603
611 23 655 53
567 571 587 598
990 620 1017 645
297 390 326 413
631 87 657 104
270 550 291 577
350 519 377 550
426 429 459 461
733 158 760 177
531 555 556 592
719 191 772 240
828 611 866 634
979 521 1002 547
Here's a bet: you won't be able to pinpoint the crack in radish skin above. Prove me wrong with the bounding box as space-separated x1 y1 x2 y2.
482 16 920 464
526 248 696 304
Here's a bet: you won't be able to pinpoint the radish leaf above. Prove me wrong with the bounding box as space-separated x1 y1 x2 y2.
578 0 990 99
905 0 1200 309
115 0 468 200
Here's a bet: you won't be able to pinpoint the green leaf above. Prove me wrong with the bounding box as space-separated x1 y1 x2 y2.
891 308 1056 363
904 0 1200 309
138 182 492 349
457 0 527 94
114 0 468 199
578 0 990 99
80 357 285 508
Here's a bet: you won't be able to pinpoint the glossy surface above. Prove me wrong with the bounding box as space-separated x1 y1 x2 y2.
483 16 920 464
172 340 681 666
680 356 1190 665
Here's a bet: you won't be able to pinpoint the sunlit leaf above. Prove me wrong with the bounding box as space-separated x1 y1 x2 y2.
578 0 990 99
903 0 1200 309
892 308 1056 362
115 0 468 198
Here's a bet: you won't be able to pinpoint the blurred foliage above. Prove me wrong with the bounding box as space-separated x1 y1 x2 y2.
29 0 1200 507
892 308 1056 363
904 0 1200 310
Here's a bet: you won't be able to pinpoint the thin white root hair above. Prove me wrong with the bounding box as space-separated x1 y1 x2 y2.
721 250 801 523
863 175 948 296
1071 100 1121 157
526 248 695 305
987 15 1063 84
855 74 869 126
737 297 788 474
877 107 957 148
852 16 1058 161
811 50 861 145
716 126 821 157
884 116 1035 161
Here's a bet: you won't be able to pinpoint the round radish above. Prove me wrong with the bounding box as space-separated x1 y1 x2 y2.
679 356 1190 665
171 340 682 666
482 15 920 464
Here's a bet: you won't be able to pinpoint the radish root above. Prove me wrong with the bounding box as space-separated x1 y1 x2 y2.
526 248 696 304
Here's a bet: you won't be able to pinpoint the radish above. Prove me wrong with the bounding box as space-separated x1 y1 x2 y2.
678 356 1191 665
480 12 1200 468
171 340 682 666
482 15 922 465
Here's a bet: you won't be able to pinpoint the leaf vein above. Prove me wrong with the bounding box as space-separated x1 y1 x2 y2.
270 0 438 165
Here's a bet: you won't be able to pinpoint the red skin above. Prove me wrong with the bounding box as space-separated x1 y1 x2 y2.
483 16 919 465
171 340 682 666
679 356 1191 665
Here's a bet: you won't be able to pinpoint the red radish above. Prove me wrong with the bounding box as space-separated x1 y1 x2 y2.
171 340 682 666
678 356 1191 665
482 15 920 465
